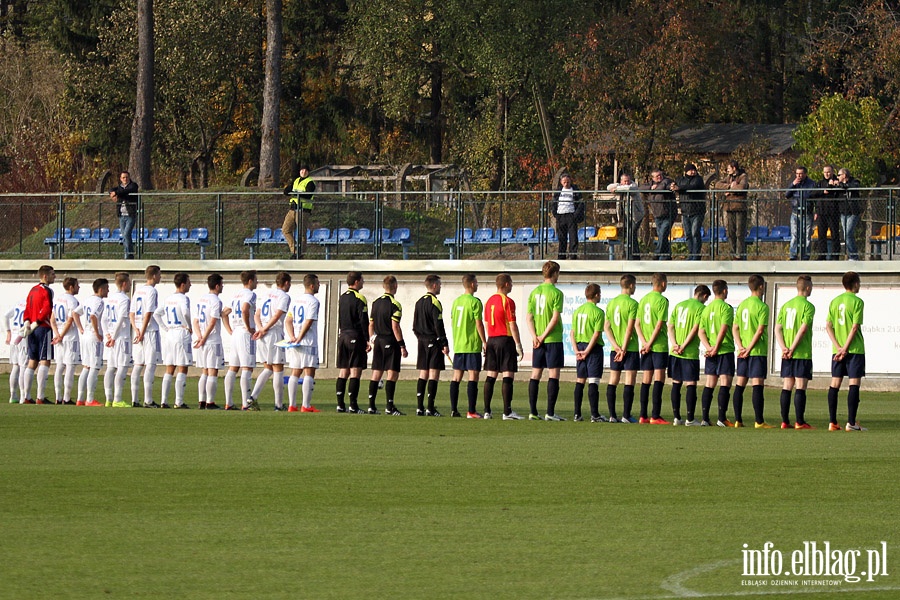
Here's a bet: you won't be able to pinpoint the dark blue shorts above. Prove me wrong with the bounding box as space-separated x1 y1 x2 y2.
704 352 735 377
736 356 767 379
780 358 813 380
668 356 700 382
452 352 482 372
640 351 668 371
533 342 564 369
831 353 865 379
26 326 54 362
575 342 604 379
610 350 640 372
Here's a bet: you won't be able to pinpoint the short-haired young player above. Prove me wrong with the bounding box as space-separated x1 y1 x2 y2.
637 273 670 424
698 279 736 427
449 274 486 418
368 275 408 415
825 271 867 431
193 273 226 410
413 274 450 416
129 265 162 407
77 278 108 406
668 284 710 426
526 260 566 421
101 272 132 408
284 273 321 413
482 273 524 420
732 275 771 428
604 274 640 423
250 271 292 411
570 283 606 422
336 271 370 414
22 265 60 404
155 273 193 408
775 275 815 429
223 270 258 410
52 277 83 404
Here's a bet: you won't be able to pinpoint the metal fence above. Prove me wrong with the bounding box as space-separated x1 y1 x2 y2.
1 188 898 261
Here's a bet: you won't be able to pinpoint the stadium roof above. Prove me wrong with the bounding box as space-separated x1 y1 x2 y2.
671 124 797 155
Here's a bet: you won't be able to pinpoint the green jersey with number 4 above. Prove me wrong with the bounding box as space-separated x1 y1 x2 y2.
776 295 815 359
670 298 705 359
450 293 484 354
827 291 865 354
638 291 669 353
735 295 769 357
700 298 735 354
528 283 564 343
605 294 639 352
572 302 605 345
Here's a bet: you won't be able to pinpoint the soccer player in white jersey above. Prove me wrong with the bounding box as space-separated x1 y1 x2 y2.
223 270 258 410
249 271 291 410
101 272 132 408
193 273 227 410
78 278 108 406
129 265 162 407
155 272 193 408
284 273 321 412
52 277 83 404
3 299 28 403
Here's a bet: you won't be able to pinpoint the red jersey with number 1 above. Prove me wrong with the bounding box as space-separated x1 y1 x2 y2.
484 293 516 338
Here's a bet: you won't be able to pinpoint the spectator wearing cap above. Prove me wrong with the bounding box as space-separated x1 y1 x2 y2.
282 165 316 259
671 163 707 260
551 172 585 260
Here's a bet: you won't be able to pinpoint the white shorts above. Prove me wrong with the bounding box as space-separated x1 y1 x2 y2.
164 328 193 367
287 346 319 370
106 337 133 368
8 340 27 366
81 335 104 370
230 330 256 368
257 330 285 365
196 342 225 370
56 336 81 365
133 330 162 366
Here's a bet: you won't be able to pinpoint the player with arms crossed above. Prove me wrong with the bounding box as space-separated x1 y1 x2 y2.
283 273 321 413
775 275 815 429
449 274 486 418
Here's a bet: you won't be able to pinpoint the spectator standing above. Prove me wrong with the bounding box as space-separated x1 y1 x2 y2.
551 172 585 260
608 173 644 259
671 163 707 260
640 170 676 260
714 161 749 260
283 165 315 259
836 168 863 260
786 166 816 260
110 171 139 260
812 165 841 260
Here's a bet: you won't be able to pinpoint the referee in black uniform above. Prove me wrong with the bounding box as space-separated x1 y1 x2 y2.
412 274 450 416
368 275 407 415
336 271 369 413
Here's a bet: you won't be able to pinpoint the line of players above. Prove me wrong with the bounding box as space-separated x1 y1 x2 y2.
5 266 322 412
334 264 867 431
6 263 867 431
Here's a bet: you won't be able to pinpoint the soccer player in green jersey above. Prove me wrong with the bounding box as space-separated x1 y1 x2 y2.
732 275 771 428
569 283 606 422
775 275 815 429
825 271 867 431
526 260 566 421
668 284 710 426
449 274 487 418
604 274 640 422
637 273 670 424
698 279 736 427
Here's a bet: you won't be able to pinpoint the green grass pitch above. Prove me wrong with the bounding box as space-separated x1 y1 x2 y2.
0 375 897 599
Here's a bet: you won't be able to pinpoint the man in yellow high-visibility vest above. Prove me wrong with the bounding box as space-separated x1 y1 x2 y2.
282 165 315 258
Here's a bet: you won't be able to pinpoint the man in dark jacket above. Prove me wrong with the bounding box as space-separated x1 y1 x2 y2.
671 163 706 260
110 171 139 259
836 168 863 260
811 165 841 260
640 169 676 260
786 166 817 260
551 173 585 260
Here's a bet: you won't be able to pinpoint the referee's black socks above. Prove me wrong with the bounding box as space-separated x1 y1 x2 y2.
416 378 427 412
336 377 347 410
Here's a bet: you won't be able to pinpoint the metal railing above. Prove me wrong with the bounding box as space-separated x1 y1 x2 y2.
0 187 897 261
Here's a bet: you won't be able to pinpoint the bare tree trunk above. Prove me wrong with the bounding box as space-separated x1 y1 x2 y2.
129 0 154 189
429 62 442 164
258 0 282 188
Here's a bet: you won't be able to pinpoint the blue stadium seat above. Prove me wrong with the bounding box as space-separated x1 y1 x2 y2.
168 227 189 242
151 228 170 242
91 228 111 241
473 228 493 243
514 227 535 243
309 228 331 244
578 226 597 242
350 228 372 244
73 228 92 241
539 227 557 243
745 226 769 243
761 225 790 242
